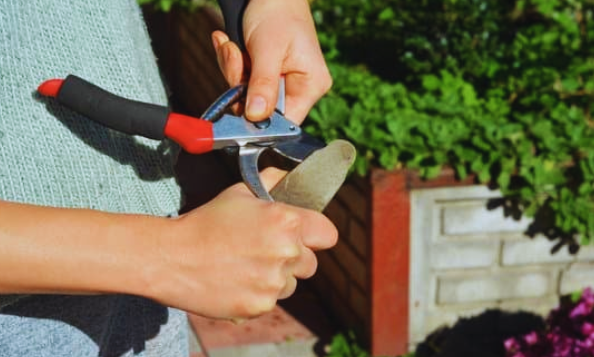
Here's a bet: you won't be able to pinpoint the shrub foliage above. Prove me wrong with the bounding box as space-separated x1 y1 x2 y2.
307 0 594 247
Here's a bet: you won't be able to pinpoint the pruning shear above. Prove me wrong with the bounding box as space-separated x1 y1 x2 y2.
36 75 323 201
36 0 325 201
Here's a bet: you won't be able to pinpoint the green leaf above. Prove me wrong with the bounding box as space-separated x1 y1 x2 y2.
307 0 594 246
461 83 478 106
561 77 580 92
478 166 491 183
424 165 443 179
497 172 511 190
422 75 441 91
571 289 584 303
378 8 395 21
455 163 468 180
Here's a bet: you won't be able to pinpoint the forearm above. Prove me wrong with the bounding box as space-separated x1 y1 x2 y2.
0 200 169 296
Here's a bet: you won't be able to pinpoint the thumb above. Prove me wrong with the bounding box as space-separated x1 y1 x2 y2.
244 41 285 122
258 167 287 191
229 167 287 196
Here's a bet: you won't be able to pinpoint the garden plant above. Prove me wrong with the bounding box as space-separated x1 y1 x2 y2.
143 0 594 250
307 0 594 250
505 288 594 357
138 0 594 355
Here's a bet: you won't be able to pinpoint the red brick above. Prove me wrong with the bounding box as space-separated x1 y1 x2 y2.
327 286 362 329
407 167 475 189
316 251 349 298
370 169 410 356
324 199 350 237
331 239 368 291
309 274 330 301
309 274 363 334
348 219 368 259
349 174 371 194
350 285 370 324
336 183 369 224
187 305 313 350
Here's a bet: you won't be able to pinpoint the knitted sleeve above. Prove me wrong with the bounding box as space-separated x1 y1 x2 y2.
0 0 182 308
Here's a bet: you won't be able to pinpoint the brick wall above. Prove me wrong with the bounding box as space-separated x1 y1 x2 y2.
310 175 371 339
309 169 594 355
410 185 594 346
143 10 593 354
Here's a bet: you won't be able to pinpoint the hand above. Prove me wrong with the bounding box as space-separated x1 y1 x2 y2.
211 0 332 124
147 168 338 320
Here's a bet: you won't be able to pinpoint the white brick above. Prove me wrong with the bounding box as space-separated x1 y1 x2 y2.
576 245 594 262
430 242 499 269
560 263 594 294
500 296 559 317
441 202 531 236
502 237 575 266
438 270 555 304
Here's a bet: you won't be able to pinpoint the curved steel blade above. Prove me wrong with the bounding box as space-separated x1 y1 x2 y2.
276 77 285 115
271 132 326 163
238 146 273 201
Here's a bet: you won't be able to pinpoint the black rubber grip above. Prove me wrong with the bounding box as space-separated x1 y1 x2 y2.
56 75 169 140
217 0 249 51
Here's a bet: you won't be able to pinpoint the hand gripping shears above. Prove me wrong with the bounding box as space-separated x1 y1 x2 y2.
37 76 323 201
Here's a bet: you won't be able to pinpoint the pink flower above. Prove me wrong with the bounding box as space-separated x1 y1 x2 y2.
505 337 520 352
505 287 594 357
582 322 594 337
524 331 539 345
570 299 593 318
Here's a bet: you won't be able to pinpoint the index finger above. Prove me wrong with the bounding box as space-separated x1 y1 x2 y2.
298 208 338 251
244 36 286 122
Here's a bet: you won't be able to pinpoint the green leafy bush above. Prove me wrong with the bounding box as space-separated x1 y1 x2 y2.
325 331 416 357
307 0 594 247
325 332 371 357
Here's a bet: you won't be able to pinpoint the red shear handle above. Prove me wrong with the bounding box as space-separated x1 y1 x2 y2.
38 75 214 154
164 113 213 154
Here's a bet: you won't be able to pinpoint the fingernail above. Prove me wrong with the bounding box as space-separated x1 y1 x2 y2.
246 96 267 119
211 33 223 49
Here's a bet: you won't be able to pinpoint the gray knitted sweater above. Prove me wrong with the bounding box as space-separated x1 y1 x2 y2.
0 0 182 308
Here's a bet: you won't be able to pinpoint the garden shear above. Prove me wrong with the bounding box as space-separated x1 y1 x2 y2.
37 0 326 201
37 75 324 201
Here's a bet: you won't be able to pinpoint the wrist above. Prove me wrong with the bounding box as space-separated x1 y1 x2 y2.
132 214 202 309
119 214 179 299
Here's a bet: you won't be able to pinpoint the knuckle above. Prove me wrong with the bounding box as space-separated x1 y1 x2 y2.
250 75 278 93
237 295 276 317
277 243 300 260
318 69 333 94
268 273 286 292
269 205 302 233
232 299 252 319
295 251 318 279
251 296 277 316
303 257 318 279
279 278 297 299
281 210 302 232
266 203 288 221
